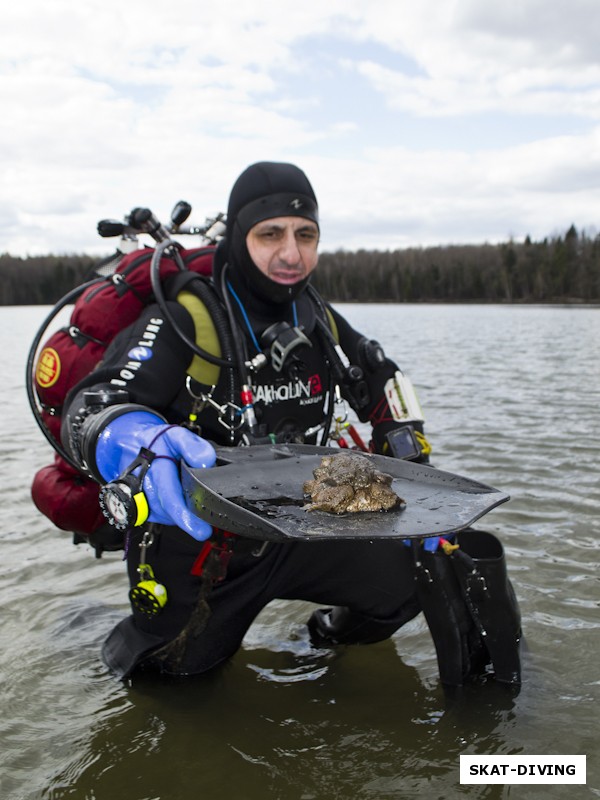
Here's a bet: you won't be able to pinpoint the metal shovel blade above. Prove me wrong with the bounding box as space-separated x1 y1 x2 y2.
181 443 509 542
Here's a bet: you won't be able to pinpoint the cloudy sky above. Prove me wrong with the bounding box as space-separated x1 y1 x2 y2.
2 0 599 256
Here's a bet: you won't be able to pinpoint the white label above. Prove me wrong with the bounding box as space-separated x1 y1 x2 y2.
384 371 424 423
460 755 586 784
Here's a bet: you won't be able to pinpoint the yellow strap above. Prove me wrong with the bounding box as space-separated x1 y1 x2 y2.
325 307 339 343
133 492 150 527
176 290 222 387
415 429 432 456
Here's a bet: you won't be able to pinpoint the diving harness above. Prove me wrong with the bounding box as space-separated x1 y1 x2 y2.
26 203 421 620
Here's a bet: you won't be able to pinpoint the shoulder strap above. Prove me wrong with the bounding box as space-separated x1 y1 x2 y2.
176 289 222 387
324 306 339 343
306 285 339 343
307 284 370 412
175 280 338 392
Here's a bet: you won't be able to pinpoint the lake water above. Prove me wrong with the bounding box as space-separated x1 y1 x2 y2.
1 303 598 800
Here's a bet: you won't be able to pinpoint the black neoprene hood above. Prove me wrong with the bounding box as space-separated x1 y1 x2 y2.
223 161 320 305
227 162 319 239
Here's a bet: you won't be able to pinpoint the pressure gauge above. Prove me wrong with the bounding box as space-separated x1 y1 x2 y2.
99 476 149 530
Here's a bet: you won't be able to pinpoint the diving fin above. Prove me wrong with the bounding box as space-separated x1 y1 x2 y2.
414 529 521 687
451 528 522 685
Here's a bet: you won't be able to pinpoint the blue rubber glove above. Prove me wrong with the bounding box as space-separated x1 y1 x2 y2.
95 410 216 540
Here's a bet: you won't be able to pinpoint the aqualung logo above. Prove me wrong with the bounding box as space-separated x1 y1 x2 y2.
127 345 153 361
254 373 323 406
110 318 163 388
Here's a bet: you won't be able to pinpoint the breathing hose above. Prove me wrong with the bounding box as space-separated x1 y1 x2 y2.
25 277 107 469
149 239 241 435
149 240 234 369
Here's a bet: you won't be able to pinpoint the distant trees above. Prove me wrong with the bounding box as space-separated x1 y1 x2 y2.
0 253 98 305
1 226 599 305
312 226 600 303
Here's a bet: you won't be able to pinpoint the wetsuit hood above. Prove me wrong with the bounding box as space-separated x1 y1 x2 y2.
222 162 319 305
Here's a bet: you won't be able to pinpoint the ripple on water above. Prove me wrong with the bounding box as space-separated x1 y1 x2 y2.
2 304 600 799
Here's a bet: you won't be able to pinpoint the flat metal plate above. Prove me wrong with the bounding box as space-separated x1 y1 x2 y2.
181 444 509 542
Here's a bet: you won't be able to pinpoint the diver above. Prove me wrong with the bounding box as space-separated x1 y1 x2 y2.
58 161 521 684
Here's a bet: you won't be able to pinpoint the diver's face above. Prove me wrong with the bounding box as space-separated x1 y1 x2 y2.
246 216 319 286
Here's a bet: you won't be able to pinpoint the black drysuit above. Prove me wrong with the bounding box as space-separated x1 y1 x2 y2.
63 281 422 677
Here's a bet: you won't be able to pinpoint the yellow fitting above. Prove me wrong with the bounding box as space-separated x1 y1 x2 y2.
441 540 460 555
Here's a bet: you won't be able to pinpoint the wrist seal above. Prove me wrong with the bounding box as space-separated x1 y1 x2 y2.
68 390 166 481
65 389 127 475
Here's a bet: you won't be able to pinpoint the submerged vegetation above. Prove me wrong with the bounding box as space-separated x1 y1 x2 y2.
1 225 599 305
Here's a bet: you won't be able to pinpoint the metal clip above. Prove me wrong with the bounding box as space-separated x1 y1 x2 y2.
186 376 213 402
334 387 349 422
304 422 325 439
185 375 244 431
185 378 244 433
138 528 154 568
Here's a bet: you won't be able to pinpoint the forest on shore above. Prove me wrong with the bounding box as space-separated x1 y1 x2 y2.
1 225 598 305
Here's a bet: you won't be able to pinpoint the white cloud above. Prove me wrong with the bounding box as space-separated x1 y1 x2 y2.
348 0 600 119
1 1 599 255
356 60 600 118
311 126 600 249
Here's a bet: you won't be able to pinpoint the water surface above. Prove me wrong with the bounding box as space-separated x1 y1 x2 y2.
1 303 598 799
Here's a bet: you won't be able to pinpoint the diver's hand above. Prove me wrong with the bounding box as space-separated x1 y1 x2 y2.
95 410 216 540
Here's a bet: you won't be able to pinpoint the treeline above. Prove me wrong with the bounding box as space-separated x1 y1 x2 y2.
312 225 600 303
1 226 599 305
0 253 99 305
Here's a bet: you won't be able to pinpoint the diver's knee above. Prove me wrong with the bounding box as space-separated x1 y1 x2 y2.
308 598 420 647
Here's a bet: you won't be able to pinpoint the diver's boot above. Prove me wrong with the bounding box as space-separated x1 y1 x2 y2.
308 597 420 647
454 529 522 685
414 545 488 686
102 617 167 680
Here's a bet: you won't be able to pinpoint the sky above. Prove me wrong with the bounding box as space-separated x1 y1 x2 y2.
2 0 600 256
